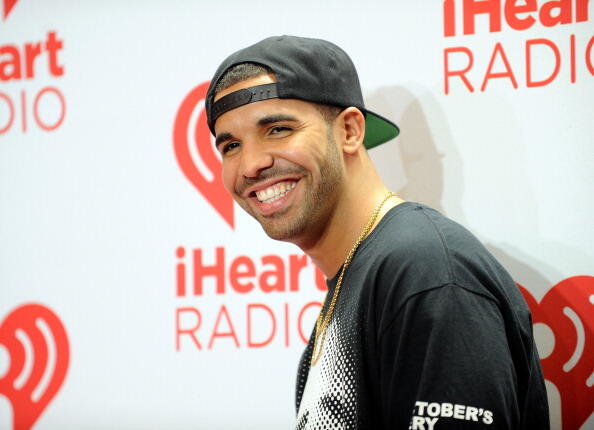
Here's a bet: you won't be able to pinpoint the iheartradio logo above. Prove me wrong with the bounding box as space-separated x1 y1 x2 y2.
2 0 21 20
173 81 235 229
519 276 594 430
0 303 70 430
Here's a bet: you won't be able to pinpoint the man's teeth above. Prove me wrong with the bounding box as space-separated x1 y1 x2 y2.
255 181 297 203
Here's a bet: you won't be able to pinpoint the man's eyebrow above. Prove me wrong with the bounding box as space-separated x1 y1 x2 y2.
257 114 299 127
215 132 233 148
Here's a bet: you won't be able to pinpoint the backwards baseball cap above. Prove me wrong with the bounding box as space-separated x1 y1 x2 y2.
205 35 399 149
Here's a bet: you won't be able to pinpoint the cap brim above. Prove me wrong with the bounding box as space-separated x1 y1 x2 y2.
363 111 400 149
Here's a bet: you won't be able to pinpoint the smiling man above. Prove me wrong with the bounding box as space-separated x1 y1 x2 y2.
205 36 548 430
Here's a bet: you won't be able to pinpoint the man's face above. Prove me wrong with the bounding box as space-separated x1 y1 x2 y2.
213 74 344 245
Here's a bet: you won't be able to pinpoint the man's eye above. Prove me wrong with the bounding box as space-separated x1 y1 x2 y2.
221 141 240 154
269 126 292 135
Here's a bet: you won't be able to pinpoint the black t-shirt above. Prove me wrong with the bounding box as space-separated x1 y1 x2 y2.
295 202 549 429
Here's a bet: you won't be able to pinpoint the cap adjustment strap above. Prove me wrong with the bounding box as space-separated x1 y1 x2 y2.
211 83 279 125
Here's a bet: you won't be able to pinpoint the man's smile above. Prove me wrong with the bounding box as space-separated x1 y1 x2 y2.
241 177 303 217
254 180 298 203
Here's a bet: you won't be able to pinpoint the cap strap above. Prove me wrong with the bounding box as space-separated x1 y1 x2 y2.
211 83 279 125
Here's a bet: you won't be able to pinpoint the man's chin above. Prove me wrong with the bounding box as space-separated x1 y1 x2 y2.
255 213 308 243
259 219 299 242
239 199 308 243
262 229 291 242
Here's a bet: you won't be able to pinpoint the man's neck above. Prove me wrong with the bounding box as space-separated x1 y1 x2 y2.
300 188 405 279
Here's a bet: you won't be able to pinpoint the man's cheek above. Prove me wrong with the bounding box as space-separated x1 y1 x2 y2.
221 166 235 195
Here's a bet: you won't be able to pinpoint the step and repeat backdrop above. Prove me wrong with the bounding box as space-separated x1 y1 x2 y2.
1 1 592 429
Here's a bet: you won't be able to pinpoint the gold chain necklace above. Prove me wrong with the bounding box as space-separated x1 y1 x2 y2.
310 191 396 365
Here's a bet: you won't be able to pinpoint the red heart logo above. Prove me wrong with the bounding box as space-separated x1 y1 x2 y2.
2 0 20 20
0 303 70 430
518 276 594 430
173 81 235 229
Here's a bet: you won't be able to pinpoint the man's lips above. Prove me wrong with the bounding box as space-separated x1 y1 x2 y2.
254 180 297 203
240 176 300 199
238 177 301 216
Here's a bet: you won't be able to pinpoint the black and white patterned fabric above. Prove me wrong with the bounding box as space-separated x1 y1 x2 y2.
294 203 549 429
296 317 359 429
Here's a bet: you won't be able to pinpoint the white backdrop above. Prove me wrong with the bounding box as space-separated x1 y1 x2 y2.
1 1 593 429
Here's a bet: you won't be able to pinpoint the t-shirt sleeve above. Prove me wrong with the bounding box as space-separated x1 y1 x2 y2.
377 284 521 429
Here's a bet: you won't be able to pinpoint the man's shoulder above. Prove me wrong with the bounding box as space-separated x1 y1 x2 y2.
348 203 455 305
358 202 482 275
352 202 517 306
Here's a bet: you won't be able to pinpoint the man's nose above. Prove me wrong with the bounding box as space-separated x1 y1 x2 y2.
239 143 274 178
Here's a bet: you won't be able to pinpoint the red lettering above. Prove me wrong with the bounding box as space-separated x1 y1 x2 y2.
209 305 239 349
284 303 290 347
463 0 501 35
526 39 561 87
229 255 255 293
0 88 67 134
0 31 64 81
575 0 590 22
586 36 594 76
444 47 475 94
298 302 322 344
20 89 26 132
289 254 309 292
504 0 537 30
24 42 41 78
184 248 332 295
260 255 285 292
0 45 21 81
175 302 327 351
539 0 573 27
444 0 456 37
247 304 276 348
193 247 225 295
33 87 66 130
446 0 590 36
176 247 186 297
570 34 576 83
176 307 202 351
45 31 64 77
0 93 15 134
481 42 518 91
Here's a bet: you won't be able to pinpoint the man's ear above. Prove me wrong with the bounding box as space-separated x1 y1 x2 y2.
336 107 366 155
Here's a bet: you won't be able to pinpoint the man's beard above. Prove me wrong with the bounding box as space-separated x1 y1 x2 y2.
237 134 343 243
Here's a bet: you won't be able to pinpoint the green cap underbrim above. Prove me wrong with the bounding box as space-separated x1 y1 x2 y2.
363 111 400 149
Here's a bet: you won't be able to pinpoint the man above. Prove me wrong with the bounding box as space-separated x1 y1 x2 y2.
205 36 549 429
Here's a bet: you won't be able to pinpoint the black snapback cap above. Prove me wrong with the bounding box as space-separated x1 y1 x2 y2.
205 35 399 149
